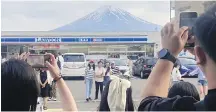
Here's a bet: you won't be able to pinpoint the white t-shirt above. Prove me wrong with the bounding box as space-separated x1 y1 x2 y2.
1 58 7 63
57 55 64 69
47 71 53 84
95 67 105 82
172 67 182 81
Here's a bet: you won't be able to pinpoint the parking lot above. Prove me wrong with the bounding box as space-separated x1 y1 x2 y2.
47 77 199 111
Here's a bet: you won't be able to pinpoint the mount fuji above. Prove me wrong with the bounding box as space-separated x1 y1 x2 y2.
52 6 162 32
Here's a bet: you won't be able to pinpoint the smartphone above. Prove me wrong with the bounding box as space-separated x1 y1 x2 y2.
180 12 198 48
27 54 51 68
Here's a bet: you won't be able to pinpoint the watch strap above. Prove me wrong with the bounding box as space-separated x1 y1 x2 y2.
53 75 63 83
161 51 176 64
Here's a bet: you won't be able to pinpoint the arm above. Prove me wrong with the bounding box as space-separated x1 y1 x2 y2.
46 54 78 111
141 23 189 99
102 68 105 76
142 59 174 98
189 68 199 76
38 72 43 85
95 69 103 78
56 78 77 111
43 79 48 85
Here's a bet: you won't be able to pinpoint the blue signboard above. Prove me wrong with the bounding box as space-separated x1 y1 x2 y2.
1 36 148 43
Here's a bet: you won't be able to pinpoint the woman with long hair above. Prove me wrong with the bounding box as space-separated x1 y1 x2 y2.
39 69 49 110
104 62 111 86
85 60 95 102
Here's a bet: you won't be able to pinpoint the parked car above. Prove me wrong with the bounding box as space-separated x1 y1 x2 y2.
178 57 198 77
107 59 130 75
132 57 157 79
127 55 139 63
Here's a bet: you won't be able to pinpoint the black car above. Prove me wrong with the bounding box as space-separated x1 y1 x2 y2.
132 57 157 79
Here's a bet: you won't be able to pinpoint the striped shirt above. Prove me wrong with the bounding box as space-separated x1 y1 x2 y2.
111 67 120 76
85 67 95 79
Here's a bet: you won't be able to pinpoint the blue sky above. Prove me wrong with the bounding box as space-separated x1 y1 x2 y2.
2 1 174 31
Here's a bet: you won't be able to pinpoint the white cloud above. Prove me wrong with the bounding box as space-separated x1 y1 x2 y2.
1 1 170 31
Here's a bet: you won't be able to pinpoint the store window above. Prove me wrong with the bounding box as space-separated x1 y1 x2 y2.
1 45 7 52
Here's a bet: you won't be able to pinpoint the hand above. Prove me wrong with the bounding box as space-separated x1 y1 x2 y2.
184 36 195 55
41 84 45 88
17 52 30 60
161 22 189 57
45 53 61 79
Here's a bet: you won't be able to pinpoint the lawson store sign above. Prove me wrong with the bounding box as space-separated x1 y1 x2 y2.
1 36 148 44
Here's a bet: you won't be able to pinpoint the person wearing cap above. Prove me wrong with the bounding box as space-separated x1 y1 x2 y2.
98 75 135 111
110 61 120 76
85 60 95 102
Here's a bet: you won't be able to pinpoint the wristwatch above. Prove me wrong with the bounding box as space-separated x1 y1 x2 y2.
158 48 176 64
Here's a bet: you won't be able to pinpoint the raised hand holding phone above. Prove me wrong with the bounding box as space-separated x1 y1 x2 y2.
45 53 61 79
179 12 198 48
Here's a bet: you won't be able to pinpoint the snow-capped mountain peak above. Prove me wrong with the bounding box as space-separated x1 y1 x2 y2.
83 5 129 22
52 5 162 32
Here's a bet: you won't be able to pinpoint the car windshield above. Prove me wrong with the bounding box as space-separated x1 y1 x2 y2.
110 60 127 66
63 55 85 62
147 58 157 65
128 56 138 60
179 58 196 65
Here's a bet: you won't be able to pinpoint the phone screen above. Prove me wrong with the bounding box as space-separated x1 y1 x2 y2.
180 12 197 28
27 55 50 68
180 12 197 48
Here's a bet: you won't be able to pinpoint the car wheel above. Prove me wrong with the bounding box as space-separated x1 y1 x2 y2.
140 71 144 79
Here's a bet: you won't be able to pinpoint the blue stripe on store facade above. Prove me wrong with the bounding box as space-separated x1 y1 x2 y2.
4 38 19 42
19 38 35 42
1 36 148 43
1 38 5 42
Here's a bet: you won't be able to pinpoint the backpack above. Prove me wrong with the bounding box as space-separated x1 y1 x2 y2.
57 57 61 69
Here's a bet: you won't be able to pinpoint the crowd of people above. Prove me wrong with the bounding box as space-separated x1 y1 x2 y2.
84 60 123 102
1 4 216 111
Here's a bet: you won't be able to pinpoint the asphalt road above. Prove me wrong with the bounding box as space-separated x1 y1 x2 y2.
46 77 199 111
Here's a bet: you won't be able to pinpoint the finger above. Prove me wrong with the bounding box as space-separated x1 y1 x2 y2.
45 61 54 70
187 36 195 43
45 53 56 65
23 52 30 60
161 26 165 37
163 23 170 37
168 23 174 37
161 22 169 38
18 52 26 59
175 26 189 38
182 30 189 42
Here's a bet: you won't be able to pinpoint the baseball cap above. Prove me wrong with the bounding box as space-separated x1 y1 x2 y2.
89 60 94 63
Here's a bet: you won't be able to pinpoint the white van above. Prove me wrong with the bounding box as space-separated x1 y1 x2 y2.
61 53 86 77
